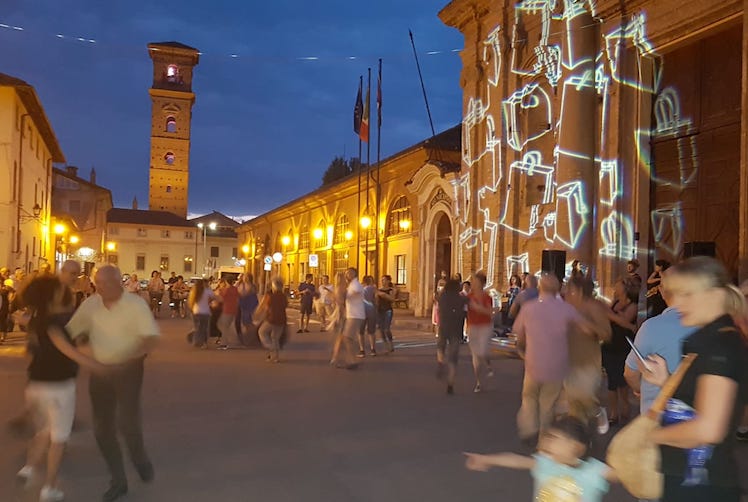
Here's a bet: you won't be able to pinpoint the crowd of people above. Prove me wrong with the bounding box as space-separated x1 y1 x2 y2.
459 256 748 501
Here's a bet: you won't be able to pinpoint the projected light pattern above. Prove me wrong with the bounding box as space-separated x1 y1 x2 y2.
456 1 692 293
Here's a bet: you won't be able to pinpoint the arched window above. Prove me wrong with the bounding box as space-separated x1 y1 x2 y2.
314 219 326 248
334 214 350 245
298 225 310 250
164 152 175 165
388 196 413 235
286 229 294 250
274 232 282 252
166 64 179 83
166 116 177 133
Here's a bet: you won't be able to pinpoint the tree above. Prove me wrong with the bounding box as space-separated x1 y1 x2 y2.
322 156 352 185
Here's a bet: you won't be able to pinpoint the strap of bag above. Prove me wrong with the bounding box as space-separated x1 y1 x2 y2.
647 353 697 419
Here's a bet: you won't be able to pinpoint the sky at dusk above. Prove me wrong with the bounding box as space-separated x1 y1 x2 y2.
1 0 464 218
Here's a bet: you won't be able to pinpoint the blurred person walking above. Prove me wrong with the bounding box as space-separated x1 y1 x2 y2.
436 279 468 394
256 276 288 363
514 274 581 443
297 274 315 333
65 265 160 501
315 275 334 332
375 275 397 353
216 277 240 349
188 279 218 349
236 274 259 345
357 275 377 357
467 271 494 393
604 278 638 425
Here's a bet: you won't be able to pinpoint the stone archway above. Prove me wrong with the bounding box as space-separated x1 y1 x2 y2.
434 212 452 287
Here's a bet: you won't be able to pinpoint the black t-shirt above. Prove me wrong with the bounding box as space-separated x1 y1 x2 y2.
437 292 467 339
27 312 78 382
377 287 394 313
661 315 747 487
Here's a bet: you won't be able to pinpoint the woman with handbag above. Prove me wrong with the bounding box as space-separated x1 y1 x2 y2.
642 257 747 501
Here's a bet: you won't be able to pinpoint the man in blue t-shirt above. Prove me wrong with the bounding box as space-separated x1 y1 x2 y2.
297 274 315 333
624 282 694 413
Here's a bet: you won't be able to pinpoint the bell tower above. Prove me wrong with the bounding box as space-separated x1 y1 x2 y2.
147 41 199 218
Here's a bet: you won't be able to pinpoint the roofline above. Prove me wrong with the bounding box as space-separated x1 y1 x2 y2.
53 167 113 199
243 125 460 225
7 82 65 163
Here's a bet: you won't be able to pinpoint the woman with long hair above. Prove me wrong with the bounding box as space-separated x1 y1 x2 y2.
236 273 259 345
257 276 288 363
188 279 217 349
646 259 670 317
604 278 638 425
436 279 467 394
643 257 747 501
17 275 104 502
467 271 494 393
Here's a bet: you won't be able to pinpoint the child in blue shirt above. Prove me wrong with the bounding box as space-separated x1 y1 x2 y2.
464 416 617 501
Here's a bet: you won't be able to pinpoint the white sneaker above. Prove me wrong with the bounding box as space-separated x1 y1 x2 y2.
596 407 610 435
16 465 34 487
40 485 65 502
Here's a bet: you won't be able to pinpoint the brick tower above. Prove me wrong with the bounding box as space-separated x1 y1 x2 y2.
147 41 199 218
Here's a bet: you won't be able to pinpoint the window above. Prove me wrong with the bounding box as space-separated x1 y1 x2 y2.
333 249 349 274
166 116 177 133
232 247 238 258
314 220 326 248
160 255 169 272
298 225 310 250
334 214 350 244
183 256 193 273
388 196 413 235
166 64 179 83
108 254 118 266
166 185 172 193
137 228 147 237
184 231 194 240
161 230 170 238
395 255 407 285
32 236 36 256
164 152 175 165
318 252 328 277
136 254 146 270
109 226 119 235
210 246 219 258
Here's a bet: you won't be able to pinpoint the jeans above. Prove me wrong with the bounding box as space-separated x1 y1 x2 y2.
192 314 210 347
377 310 393 342
89 357 151 486
259 322 285 356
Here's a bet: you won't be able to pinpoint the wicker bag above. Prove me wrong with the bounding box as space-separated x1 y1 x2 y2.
606 353 697 499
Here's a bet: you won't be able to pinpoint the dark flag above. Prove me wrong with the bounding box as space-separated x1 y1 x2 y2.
360 85 370 143
354 79 363 135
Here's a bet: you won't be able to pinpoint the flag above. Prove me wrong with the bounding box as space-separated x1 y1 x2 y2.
360 85 370 142
353 80 363 135
377 62 382 127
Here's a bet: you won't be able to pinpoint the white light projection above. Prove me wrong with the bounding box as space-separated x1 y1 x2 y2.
503 84 554 151
604 13 661 94
500 151 555 236
652 87 698 189
511 0 562 86
651 203 684 256
599 210 636 259
599 160 620 207
506 253 530 279
554 181 589 248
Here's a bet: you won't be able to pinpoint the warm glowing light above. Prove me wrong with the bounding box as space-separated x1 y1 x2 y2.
313 228 324 240
272 252 283 263
69 235 80 244
399 220 411 230
238 258 247 266
106 241 116 251
241 244 250 254
281 235 290 246
197 222 204 229
344 230 353 241
53 223 66 235
209 222 217 230
78 247 94 259
360 216 372 229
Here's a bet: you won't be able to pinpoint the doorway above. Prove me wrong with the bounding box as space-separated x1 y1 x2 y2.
434 212 452 290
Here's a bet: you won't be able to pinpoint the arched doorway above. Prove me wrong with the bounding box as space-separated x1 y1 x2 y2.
434 212 452 290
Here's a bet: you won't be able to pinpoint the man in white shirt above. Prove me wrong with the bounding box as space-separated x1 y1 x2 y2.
66 265 160 502
316 275 334 331
335 267 364 369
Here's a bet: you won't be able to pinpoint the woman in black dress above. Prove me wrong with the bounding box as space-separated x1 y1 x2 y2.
644 257 747 501
604 278 638 425
646 259 670 318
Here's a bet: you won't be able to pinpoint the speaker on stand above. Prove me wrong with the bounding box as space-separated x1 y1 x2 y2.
541 250 567 283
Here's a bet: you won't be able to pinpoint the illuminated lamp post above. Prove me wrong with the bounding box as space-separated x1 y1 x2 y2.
360 215 372 276
53 223 67 271
197 221 217 278
272 252 283 286
105 241 116 265
241 244 250 273
281 235 291 285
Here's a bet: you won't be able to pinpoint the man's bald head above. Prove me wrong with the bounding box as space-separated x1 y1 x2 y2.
60 260 81 287
94 265 123 303
538 273 561 295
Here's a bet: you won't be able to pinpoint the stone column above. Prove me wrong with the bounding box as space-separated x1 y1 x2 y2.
555 3 597 266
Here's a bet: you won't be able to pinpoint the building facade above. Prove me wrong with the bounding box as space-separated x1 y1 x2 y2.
147 42 199 218
106 208 238 278
236 128 461 316
439 0 748 296
0 73 65 272
51 166 113 271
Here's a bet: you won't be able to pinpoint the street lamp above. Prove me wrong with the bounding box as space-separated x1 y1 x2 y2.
399 219 411 231
197 221 217 277
69 235 80 245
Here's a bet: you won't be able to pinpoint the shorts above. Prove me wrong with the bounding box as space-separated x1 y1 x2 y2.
316 301 332 317
300 302 314 315
25 379 76 442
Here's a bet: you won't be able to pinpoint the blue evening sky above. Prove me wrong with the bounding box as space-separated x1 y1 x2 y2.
1 0 464 218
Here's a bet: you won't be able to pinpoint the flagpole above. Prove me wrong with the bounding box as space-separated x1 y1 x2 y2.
364 67 372 277
374 59 382 282
356 75 363 272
